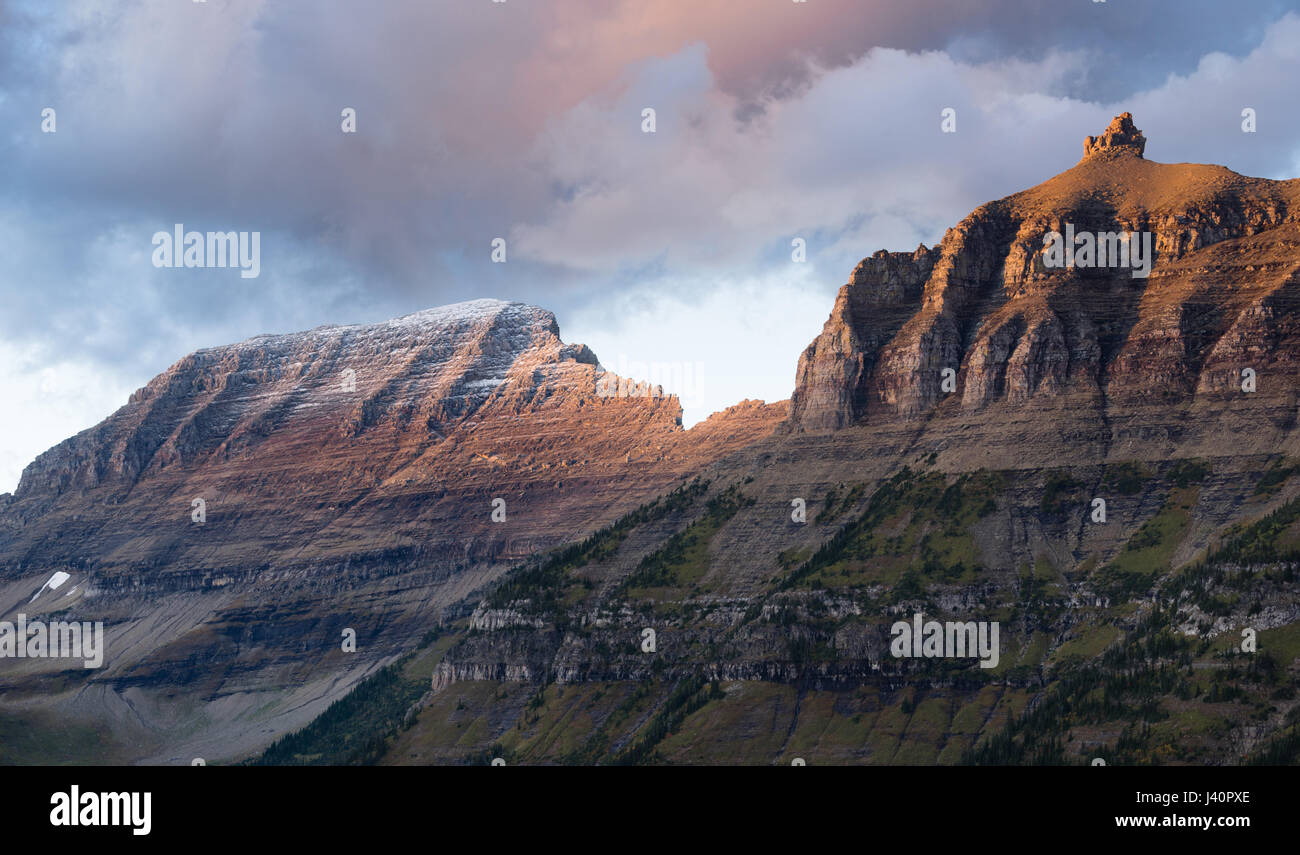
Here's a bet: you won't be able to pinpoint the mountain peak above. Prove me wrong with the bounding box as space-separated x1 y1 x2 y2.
387 298 539 329
1082 112 1146 161
788 109 1300 434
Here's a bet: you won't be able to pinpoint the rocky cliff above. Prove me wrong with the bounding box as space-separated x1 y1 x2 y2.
788 112 1300 454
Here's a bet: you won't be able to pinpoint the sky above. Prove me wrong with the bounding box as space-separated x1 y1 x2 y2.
2 0 1300 492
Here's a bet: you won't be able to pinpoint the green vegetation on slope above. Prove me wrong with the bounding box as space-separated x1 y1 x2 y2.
1094 486 1198 597
251 630 452 765
966 492 1300 766
779 468 1003 591
619 485 754 598
259 456 1300 766
487 478 709 613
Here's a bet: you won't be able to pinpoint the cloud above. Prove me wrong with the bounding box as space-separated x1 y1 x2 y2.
510 45 1090 280
565 266 833 427
512 13 1300 286
0 341 137 494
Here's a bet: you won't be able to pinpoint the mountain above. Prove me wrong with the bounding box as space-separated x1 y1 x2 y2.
7 115 1300 766
0 298 784 763
342 115 1300 766
789 112 1300 455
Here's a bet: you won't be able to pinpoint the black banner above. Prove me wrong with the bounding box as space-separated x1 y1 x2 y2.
5 766 1285 844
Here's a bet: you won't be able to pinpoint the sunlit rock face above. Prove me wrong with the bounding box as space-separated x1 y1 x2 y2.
788 114 1300 462
0 297 784 763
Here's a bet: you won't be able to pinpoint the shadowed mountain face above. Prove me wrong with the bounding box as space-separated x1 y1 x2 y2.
0 298 784 763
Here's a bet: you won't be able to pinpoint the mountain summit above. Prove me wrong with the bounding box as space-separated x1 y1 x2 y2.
1082 111 1147 160
787 113 1300 466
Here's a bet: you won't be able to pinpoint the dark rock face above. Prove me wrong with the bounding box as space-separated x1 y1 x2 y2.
788 245 939 430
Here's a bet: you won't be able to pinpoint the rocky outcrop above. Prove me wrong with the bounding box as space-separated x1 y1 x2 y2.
788 245 939 430
1082 111 1146 160
787 114 1300 437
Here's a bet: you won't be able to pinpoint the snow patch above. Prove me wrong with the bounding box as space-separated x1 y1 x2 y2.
29 570 71 602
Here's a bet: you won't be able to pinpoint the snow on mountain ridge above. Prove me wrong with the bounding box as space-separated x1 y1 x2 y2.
197 299 550 355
